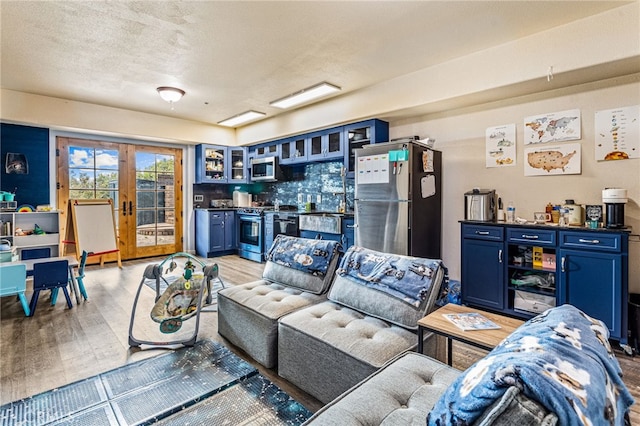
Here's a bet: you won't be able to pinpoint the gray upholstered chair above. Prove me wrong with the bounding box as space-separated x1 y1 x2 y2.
217 236 341 368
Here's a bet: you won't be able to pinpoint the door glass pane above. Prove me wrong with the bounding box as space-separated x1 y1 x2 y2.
135 152 175 247
68 146 120 213
136 210 156 247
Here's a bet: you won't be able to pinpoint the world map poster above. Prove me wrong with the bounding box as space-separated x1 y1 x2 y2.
524 109 581 144
594 105 639 161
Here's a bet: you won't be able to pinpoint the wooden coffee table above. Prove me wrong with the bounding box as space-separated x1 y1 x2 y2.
417 303 524 366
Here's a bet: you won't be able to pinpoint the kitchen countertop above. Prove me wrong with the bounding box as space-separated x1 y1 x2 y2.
195 207 355 218
459 219 632 233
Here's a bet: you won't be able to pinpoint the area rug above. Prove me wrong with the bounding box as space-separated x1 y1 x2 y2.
0 340 312 426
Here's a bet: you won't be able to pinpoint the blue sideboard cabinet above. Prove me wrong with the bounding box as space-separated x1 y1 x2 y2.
195 209 237 257
195 145 248 184
460 222 629 344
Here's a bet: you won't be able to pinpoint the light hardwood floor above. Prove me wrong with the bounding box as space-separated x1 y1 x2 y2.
1 255 638 423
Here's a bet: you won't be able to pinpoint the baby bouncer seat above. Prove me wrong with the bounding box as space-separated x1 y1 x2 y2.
128 252 224 348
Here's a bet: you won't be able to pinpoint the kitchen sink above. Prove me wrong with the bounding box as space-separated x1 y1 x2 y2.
298 213 342 234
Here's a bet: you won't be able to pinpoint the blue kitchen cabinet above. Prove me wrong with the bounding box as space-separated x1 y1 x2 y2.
298 215 353 253
250 143 280 159
461 224 505 311
307 127 344 162
460 222 630 345
343 119 389 178
228 147 249 184
280 135 307 165
558 230 628 341
195 209 237 257
340 216 355 250
195 145 248 184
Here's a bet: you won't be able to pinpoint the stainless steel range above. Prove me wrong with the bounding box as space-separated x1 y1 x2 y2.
237 207 270 262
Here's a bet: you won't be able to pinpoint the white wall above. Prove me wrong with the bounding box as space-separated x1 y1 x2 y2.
390 76 640 293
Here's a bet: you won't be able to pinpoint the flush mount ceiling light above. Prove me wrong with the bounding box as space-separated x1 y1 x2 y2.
270 82 341 109
218 110 266 127
156 86 185 104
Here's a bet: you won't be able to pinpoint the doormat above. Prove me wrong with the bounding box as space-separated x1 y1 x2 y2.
0 340 312 426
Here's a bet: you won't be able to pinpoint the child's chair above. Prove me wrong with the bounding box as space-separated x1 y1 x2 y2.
75 250 89 300
29 259 73 316
20 247 51 277
51 251 88 304
0 263 30 316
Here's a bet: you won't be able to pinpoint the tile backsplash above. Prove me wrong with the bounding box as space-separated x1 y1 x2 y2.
193 161 354 212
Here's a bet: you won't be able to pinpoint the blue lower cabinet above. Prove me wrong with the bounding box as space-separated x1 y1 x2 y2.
460 222 629 344
461 237 505 311
195 209 237 257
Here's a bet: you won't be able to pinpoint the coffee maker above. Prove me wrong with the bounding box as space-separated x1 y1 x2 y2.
602 188 627 229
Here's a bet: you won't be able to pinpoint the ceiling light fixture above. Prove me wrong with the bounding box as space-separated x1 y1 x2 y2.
270 82 341 109
218 110 266 127
156 86 185 109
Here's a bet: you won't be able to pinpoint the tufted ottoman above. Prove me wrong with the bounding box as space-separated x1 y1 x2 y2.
303 351 460 425
278 301 427 404
218 236 340 368
218 280 327 368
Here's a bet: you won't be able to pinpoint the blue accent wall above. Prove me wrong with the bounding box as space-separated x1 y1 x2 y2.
0 123 50 206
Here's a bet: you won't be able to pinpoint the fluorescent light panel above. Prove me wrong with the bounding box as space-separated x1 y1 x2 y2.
270 82 341 109
218 110 266 127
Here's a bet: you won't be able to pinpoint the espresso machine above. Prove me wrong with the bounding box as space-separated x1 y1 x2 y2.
602 188 627 229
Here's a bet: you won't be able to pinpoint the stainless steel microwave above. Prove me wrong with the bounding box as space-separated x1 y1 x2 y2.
250 156 284 182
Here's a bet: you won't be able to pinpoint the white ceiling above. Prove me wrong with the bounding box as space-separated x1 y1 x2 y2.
0 1 633 129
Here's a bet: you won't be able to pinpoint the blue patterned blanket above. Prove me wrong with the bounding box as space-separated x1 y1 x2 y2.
336 246 444 307
266 235 338 277
428 304 635 425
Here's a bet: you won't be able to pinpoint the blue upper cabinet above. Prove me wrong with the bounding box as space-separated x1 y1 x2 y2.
343 119 389 178
280 135 307 165
307 127 344 162
228 147 249 184
251 143 280 159
195 144 248 184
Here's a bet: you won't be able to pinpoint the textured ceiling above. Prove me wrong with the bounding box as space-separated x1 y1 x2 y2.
0 1 632 128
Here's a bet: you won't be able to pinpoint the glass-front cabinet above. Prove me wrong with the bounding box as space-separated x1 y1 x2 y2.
228 147 248 183
343 119 389 178
252 144 279 159
195 145 248 184
307 127 344 162
280 136 307 165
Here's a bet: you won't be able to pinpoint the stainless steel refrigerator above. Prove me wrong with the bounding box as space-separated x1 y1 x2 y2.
354 140 442 258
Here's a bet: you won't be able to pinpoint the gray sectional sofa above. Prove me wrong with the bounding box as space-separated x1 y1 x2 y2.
218 237 447 402
219 237 634 424
304 304 635 425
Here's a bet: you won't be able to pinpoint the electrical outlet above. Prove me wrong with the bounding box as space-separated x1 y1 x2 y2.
307 194 312 203
317 194 322 204
194 194 204 202
297 193 303 203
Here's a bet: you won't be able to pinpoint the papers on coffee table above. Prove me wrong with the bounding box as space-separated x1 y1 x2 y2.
442 312 501 331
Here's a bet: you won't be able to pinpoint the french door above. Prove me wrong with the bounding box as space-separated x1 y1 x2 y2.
56 137 183 261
